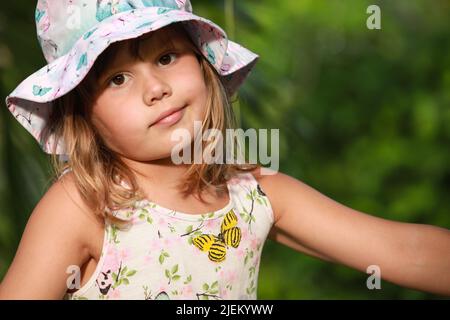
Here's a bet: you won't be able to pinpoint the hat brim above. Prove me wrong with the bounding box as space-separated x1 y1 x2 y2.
5 6 258 155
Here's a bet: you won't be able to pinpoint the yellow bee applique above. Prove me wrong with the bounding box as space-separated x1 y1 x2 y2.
192 209 242 262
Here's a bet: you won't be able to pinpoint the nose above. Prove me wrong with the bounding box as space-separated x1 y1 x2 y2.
142 74 172 106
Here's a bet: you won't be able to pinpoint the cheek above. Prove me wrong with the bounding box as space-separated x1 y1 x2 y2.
91 99 144 141
175 57 208 105
181 76 208 118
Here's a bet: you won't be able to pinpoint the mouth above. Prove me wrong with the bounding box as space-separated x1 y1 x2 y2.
151 105 187 127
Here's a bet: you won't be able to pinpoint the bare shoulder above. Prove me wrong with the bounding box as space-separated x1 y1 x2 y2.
0 172 102 299
36 171 102 244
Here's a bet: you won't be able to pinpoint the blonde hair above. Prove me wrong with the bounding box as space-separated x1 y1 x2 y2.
41 23 259 225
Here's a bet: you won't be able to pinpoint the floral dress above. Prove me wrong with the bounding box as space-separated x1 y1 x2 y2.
64 172 274 300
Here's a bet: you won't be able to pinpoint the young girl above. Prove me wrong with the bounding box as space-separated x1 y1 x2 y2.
1 0 449 300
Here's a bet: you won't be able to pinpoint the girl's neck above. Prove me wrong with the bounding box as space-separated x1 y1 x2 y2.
121 156 228 208
121 156 190 191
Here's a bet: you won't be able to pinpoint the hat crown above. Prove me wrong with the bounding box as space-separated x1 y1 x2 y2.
35 0 192 63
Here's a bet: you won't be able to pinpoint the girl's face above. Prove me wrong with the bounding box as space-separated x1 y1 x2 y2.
89 27 207 162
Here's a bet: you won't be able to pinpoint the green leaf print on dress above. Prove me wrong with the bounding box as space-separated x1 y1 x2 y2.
196 281 222 300
95 262 137 299
112 263 137 289
246 279 256 296
110 224 120 243
159 249 170 264
93 262 137 299
181 221 205 245
137 205 155 224
165 264 181 284
240 184 268 233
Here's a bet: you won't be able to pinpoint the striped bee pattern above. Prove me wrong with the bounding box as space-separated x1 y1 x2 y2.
192 210 242 262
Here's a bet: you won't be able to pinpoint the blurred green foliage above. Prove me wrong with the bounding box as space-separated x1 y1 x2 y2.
0 0 449 299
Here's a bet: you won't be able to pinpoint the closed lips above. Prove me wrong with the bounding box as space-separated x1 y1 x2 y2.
151 105 186 126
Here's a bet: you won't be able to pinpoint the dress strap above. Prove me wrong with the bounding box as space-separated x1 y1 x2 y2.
227 171 275 225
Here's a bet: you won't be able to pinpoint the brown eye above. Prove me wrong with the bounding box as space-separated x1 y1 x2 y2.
108 74 129 87
112 75 125 85
158 53 176 66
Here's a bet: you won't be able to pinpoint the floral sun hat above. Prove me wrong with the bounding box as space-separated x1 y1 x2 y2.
5 0 259 155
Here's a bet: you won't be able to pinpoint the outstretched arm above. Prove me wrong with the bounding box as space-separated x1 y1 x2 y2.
256 169 450 296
